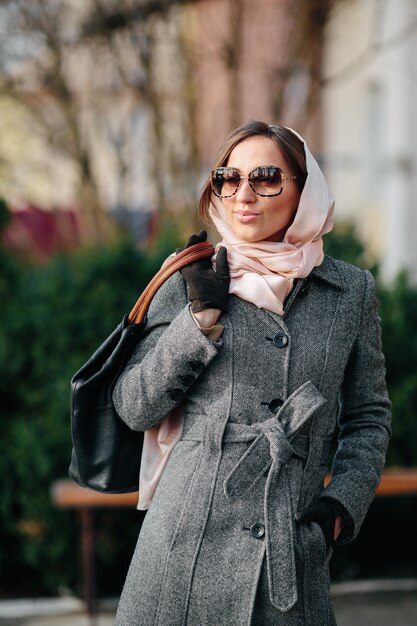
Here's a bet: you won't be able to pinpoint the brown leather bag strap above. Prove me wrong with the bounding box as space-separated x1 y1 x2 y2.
128 241 214 325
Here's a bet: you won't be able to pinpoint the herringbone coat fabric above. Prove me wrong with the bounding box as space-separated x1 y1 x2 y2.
112 256 391 626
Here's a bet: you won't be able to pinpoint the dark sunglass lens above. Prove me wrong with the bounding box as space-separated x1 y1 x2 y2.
250 166 282 195
211 168 240 197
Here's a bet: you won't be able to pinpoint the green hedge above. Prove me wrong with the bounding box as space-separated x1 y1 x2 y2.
0 228 180 597
0 219 416 596
324 224 417 467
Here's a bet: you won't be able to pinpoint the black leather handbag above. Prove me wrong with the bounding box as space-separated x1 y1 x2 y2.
68 241 214 493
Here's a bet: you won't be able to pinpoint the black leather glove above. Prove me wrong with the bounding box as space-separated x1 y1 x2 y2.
178 230 230 313
296 497 349 550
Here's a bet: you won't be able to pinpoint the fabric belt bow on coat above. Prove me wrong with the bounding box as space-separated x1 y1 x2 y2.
223 381 327 612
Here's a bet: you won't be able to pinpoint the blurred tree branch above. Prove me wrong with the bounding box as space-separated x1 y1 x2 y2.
271 0 338 131
5 0 409 245
0 0 198 243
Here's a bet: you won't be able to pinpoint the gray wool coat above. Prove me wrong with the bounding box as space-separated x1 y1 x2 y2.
112 255 391 626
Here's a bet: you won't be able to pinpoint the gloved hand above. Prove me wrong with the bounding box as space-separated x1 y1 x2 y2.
296 498 348 550
178 230 230 313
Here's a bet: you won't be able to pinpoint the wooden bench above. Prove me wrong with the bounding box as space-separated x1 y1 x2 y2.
50 482 139 620
51 468 417 620
324 468 417 495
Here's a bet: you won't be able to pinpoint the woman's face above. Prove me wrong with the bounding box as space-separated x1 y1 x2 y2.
221 136 301 242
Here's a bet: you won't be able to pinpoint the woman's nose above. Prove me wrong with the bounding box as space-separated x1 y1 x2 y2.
235 178 256 202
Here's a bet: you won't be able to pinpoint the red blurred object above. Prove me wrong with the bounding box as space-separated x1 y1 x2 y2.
1 204 82 262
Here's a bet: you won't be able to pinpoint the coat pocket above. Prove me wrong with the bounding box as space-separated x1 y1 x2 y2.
302 521 333 568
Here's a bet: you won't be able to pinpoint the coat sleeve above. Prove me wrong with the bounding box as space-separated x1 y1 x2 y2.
319 269 392 544
112 272 222 432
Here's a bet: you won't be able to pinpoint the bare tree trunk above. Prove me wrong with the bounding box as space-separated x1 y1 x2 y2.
226 0 244 129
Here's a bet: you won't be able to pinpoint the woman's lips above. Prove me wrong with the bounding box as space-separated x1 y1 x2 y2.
234 211 260 223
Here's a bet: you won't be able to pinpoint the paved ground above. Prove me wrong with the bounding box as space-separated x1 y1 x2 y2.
333 591 417 626
1 585 417 625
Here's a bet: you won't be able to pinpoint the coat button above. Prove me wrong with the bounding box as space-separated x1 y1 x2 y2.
268 398 283 413
179 374 195 387
188 361 205 373
250 523 265 539
168 389 183 401
273 331 288 348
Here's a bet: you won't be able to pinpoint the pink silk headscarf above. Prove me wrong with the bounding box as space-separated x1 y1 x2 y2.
137 127 334 510
209 127 335 315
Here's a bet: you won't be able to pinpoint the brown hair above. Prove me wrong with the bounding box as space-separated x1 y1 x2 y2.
199 120 307 224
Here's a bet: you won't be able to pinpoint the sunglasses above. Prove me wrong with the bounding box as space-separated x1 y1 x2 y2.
210 165 297 198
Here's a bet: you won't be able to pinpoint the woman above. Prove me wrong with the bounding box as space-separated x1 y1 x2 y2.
113 121 391 625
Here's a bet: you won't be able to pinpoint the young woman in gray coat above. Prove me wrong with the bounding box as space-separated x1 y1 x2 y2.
112 121 391 625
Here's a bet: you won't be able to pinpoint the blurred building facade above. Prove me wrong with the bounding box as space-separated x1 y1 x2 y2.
0 0 325 247
192 0 323 167
323 0 417 281
1 0 417 281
